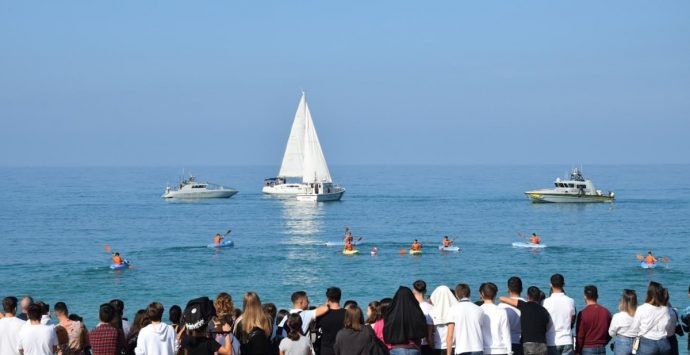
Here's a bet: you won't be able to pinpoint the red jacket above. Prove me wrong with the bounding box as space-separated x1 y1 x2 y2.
576 304 612 350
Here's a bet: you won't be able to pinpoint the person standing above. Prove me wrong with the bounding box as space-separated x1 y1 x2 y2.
412 280 435 355
54 302 87 355
608 289 638 355
333 306 371 355
90 303 126 355
17 297 33 321
543 274 576 355
18 303 58 355
499 277 525 355
430 286 458 355
134 302 177 355
0 296 27 355
500 286 551 355
384 286 428 355
317 287 347 355
630 281 671 355
479 283 511 355
279 314 312 355
446 284 485 355
575 286 611 355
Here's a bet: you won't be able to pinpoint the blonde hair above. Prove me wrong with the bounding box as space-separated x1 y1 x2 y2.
241 292 271 335
618 289 637 316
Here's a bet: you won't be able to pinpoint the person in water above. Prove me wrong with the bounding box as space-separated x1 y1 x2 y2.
412 239 422 251
644 251 656 265
443 236 452 247
112 252 123 265
530 233 541 245
213 233 224 244
343 226 353 244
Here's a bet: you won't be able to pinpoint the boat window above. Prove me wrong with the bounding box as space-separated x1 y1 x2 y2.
577 184 586 188
192 185 206 189
568 183 574 188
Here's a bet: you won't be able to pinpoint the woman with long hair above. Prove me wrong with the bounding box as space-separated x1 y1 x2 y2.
333 306 370 355
383 286 428 355
609 289 638 355
429 285 458 355
374 298 393 348
234 292 272 355
366 301 381 327
630 281 672 355
278 314 311 355
126 310 149 355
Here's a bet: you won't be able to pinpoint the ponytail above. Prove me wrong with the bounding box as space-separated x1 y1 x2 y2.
286 313 303 341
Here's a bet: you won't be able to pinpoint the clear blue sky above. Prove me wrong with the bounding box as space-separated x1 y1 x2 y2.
1 1 689 166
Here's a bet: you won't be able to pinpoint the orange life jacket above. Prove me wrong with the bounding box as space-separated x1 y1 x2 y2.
112 255 122 265
531 236 540 244
443 240 451 247
412 243 421 251
645 255 655 264
345 243 353 251
214 236 222 244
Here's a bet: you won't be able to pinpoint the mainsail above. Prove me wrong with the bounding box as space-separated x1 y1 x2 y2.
301 94 333 184
278 94 307 178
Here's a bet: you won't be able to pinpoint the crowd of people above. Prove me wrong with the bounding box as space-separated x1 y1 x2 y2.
0 277 688 355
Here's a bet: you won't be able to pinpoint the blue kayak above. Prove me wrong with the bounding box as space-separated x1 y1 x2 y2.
640 261 657 269
110 260 129 270
207 240 234 249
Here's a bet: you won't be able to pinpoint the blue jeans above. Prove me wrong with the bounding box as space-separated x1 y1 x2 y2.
580 347 606 355
547 345 574 355
614 335 634 355
391 348 421 355
636 337 671 355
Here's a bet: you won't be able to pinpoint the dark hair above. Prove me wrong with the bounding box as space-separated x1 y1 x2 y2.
291 291 307 305
2 296 18 314
550 274 565 289
34 301 49 315
507 277 523 294
379 297 393 317
27 303 42 321
343 300 358 309
168 305 181 325
344 306 363 332
99 303 115 323
645 281 665 306
276 309 289 327
110 299 124 315
661 288 669 306
326 287 342 303
366 300 381 324
413 280 427 294
455 284 471 299
68 314 83 322
262 303 277 323
54 302 68 316
480 282 498 300
129 309 150 338
146 302 164 322
583 285 598 301
527 286 542 302
286 313 303 341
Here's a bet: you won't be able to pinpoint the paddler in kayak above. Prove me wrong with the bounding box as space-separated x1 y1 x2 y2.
411 239 422 251
213 233 224 244
644 251 657 265
343 226 353 244
112 252 124 265
530 233 541 245
345 240 354 251
442 236 452 247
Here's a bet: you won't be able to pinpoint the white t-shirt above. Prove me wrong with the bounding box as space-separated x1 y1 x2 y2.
279 334 312 355
630 303 671 341
419 301 434 346
608 312 636 338
122 319 131 336
17 323 57 355
40 315 53 326
135 322 177 355
543 292 575 346
433 324 449 350
0 317 26 355
480 303 512 355
448 299 485 354
279 308 317 335
498 296 524 344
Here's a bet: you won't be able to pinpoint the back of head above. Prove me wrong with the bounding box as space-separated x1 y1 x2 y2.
480 282 498 300
455 283 471 299
130 309 150 337
584 285 598 301
214 292 235 317
182 297 215 331
54 302 68 316
413 280 427 295
262 303 277 322
645 281 664 306
550 274 565 289
286 313 303 341
383 286 428 344
35 301 49 315
146 302 164 322
507 277 523 294
379 298 393 316
527 286 542 302
619 289 637 316
241 292 270 335
276 309 289 327
168 305 181 324
366 301 381 324
68 314 83 322
326 287 342 304
21 296 34 312
109 299 125 316
99 303 115 323
291 291 307 307
344 306 363 332
27 303 42 321
243 292 261 312
3 296 18 314
343 300 358 309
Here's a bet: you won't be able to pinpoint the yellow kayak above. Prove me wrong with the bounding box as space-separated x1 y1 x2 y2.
343 249 359 255
409 249 422 255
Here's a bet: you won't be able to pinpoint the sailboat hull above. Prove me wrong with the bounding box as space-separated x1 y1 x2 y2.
262 183 309 195
296 189 345 202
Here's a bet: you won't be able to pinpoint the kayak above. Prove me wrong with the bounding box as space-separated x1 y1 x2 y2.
207 240 234 249
512 242 547 249
110 260 129 270
343 249 359 255
409 249 422 255
438 246 460 252
640 262 657 269
326 241 365 247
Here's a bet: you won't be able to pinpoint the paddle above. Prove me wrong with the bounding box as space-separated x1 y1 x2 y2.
105 245 134 269
636 254 669 263
225 229 232 236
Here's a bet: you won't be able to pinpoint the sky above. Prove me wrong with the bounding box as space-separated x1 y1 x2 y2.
1 1 689 166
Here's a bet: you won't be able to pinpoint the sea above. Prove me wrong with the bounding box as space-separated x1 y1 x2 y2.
1 165 688 338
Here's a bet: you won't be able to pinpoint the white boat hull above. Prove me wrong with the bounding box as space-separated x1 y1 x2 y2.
525 192 614 203
163 189 238 199
296 189 345 202
262 183 309 195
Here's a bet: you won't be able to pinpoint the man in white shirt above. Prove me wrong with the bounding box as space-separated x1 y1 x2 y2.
278 291 330 336
413 280 435 354
135 302 177 355
447 283 485 355
542 274 575 355
17 303 57 355
499 276 525 355
480 283 512 355
0 296 27 355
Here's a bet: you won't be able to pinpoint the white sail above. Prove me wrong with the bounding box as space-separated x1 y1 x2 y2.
278 93 307 178
301 95 333 183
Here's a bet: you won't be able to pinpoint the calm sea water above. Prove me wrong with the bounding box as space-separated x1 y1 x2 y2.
1 165 688 336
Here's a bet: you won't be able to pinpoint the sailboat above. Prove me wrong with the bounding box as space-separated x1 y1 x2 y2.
263 92 345 201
